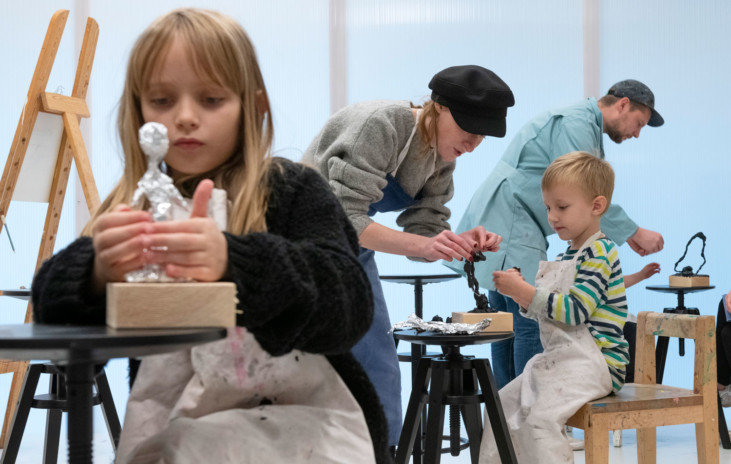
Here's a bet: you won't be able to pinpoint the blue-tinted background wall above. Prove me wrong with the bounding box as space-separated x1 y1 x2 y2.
0 1 727 459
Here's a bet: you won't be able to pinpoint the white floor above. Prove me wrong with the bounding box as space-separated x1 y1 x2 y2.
429 425 731 463
1 359 730 463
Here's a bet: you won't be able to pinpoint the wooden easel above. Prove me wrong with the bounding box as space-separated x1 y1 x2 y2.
0 10 100 446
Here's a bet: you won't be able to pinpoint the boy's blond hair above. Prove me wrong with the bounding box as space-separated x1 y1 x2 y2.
542 151 614 214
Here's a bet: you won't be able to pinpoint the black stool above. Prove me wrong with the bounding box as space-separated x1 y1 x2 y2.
393 329 517 464
0 363 121 463
380 274 460 462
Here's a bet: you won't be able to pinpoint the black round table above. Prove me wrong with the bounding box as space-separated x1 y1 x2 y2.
393 329 516 464
0 289 30 301
379 274 461 320
0 323 226 464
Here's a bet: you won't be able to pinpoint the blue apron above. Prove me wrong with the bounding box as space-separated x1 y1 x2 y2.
353 114 433 446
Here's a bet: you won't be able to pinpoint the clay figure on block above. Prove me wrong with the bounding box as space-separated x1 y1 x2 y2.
126 122 188 282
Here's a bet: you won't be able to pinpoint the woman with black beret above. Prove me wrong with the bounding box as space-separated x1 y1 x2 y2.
302 65 515 447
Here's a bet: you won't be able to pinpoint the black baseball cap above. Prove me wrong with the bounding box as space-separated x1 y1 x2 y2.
607 79 664 127
429 65 515 137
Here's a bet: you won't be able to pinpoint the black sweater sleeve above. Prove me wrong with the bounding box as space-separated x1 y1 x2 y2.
224 159 373 356
32 237 106 324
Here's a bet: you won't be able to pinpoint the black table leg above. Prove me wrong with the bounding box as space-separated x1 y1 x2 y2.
0 364 42 464
65 355 94 464
655 336 670 383
719 391 731 450
423 363 446 464
474 359 517 464
94 369 122 449
396 358 432 464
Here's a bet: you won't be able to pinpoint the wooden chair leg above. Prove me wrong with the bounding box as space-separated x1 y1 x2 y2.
695 420 719 464
584 418 608 464
636 427 656 464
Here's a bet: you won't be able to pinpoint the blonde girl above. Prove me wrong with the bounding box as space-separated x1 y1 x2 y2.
32 8 388 463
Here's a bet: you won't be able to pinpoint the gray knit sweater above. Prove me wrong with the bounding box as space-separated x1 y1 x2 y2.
302 100 455 238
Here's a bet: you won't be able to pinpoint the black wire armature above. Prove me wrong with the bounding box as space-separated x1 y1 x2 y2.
673 232 707 276
464 251 493 312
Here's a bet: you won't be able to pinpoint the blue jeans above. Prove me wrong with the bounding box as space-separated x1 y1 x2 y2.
488 290 543 389
352 249 402 446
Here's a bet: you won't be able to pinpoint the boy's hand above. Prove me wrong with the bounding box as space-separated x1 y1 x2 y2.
92 205 153 291
638 262 661 280
493 268 534 307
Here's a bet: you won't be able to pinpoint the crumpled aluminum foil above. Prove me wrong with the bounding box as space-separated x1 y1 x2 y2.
390 313 492 334
126 122 190 283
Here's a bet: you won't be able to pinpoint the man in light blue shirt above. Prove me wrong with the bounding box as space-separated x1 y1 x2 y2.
447 79 664 388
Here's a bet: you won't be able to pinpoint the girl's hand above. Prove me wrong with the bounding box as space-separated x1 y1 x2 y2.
92 205 153 291
459 226 502 253
146 180 228 281
639 262 661 280
422 229 474 262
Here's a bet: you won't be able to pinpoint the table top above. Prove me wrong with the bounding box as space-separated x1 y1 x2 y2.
0 289 30 301
380 274 461 285
0 323 226 363
646 285 715 294
393 328 513 346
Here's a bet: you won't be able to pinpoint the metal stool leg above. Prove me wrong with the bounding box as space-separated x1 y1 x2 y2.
0 364 43 464
719 391 731 449
423 363 446 464
42 409 62 463
42 372 63 464
94 369 121 449
461 402 483 464
474 359 517 464
396 358 432 464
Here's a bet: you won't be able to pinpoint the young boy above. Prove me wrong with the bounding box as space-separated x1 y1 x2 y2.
479 151 631 463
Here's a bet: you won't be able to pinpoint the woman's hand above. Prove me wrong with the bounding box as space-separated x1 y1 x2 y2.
146 180 228 281
92 205 153 292
421 229 475 262
459 226 502 253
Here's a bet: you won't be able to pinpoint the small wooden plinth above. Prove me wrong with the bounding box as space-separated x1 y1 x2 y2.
107 282 237 328
668 275 710 287
451 311 513 332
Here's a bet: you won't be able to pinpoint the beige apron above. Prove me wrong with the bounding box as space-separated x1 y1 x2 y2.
115 327 375 463
480 232 612 464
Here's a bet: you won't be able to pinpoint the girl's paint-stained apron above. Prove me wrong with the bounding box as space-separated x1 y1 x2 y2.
479 232 612 464
354 110 436 446
116 327 375 464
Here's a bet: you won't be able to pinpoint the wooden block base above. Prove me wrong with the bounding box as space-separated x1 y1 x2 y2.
451 311 513 332
668 274 710 287
107 282 237 328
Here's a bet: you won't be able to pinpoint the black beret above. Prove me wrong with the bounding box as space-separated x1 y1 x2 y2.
429 65 515 137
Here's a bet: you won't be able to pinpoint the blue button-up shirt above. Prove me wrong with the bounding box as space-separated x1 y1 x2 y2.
447 98 638 289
